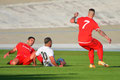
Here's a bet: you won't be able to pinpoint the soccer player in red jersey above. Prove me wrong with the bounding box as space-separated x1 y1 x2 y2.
70 8 111 68
4 36 43 65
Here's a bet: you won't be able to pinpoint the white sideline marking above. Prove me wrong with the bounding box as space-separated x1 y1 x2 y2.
0 44 120 51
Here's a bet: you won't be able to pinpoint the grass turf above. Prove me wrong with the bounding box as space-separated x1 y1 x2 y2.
0 50 120 80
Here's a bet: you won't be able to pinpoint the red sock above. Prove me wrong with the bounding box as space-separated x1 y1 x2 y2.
10 60 13 65
88 49 94 64
97 45 103 61
37 55 43 64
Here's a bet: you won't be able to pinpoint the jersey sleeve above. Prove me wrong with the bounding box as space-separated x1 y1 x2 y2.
31 48 35 53
77 17 83 24
15 42 22 50
93 20 100 31
35 48 41 56
47 49 54 58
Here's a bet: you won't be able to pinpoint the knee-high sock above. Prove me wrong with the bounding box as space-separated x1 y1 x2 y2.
97 44 103 61
88 49 94 64
9 60 13 65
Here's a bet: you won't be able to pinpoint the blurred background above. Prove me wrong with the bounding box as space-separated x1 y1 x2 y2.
0 0 120 51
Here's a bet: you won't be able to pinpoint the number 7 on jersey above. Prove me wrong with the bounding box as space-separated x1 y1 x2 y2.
82 20 90 29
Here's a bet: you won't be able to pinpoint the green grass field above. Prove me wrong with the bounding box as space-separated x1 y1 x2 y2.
0 50 120 80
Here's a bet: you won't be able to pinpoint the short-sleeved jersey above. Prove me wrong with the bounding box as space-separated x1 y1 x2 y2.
35 46 54 66
77 17 100 43
16 42 35 57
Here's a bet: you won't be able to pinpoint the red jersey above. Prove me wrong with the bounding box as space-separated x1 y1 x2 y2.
16 42 35 57
77 17 100 43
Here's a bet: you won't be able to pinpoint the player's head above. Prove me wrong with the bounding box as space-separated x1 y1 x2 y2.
88 8 95 18
27 36 35 46
44 37 52 47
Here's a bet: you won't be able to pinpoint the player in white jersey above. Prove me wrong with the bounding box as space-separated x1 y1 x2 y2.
30 37 66 67
36 45 55 66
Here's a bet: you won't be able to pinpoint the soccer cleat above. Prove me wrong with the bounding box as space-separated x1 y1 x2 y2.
7 61 10 65
89 64 96 68
98 61 109 67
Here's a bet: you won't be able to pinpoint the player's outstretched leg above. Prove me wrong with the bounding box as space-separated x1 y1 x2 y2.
96 39 109 67
7 60 13 65
10 58 19 65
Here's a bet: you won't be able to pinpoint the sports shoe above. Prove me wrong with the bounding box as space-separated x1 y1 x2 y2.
7 61 10 65
89 64 96 68
98 61 109 67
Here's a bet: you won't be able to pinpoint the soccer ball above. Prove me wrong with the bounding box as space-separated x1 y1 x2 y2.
57 58 66 66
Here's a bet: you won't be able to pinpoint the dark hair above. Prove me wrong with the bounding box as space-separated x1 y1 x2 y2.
89 8 95 13
28 36 35 40
44 37 52 44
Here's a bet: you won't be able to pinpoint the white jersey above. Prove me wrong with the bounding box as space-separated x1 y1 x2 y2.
35 46 55 66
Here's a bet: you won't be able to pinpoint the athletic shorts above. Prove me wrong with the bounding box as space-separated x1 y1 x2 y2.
15 55 32 65
79 38 103 51
37 54 43 63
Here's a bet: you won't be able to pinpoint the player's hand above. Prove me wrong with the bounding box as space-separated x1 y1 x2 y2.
74 12 79 17
59 65 63 67
4 53 9 59
32 64 37 66
107 38 112 44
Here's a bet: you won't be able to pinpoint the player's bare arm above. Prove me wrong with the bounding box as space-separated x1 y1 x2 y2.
32 55 37 66
30 51 37 66
97 29 112 44
70 12 79 23
4 47 17 58
32 58 36 66
49 56 62 67
49 56 58 67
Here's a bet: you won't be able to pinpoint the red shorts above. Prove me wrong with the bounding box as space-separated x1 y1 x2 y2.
79 38 103 50
37 54 43 63
15 55 32 65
